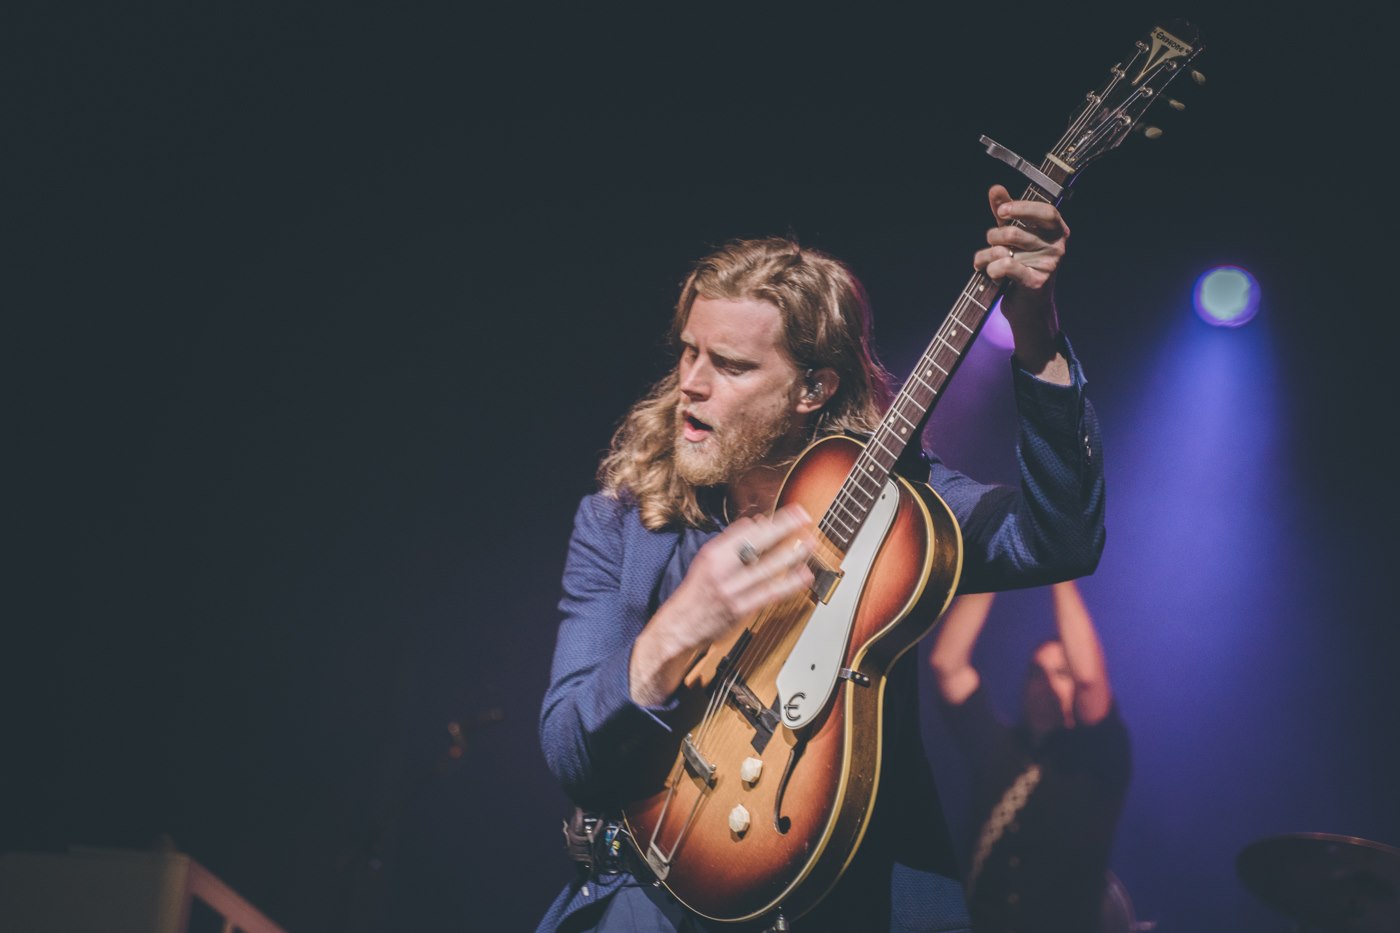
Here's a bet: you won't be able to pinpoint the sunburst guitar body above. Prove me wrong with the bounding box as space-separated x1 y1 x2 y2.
619 17 1204 923
621 435 960 922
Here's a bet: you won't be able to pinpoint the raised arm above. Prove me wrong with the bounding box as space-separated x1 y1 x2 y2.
929 193 1104 596
1052 579 1112 726
928 591 997 706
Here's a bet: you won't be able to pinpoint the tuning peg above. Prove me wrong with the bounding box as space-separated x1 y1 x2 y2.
1134 124 1164 140
1190 69 1206 85
1166 97 1186 111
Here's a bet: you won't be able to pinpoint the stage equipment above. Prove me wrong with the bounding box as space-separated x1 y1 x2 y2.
0 846 287 933
1237 832 1400 932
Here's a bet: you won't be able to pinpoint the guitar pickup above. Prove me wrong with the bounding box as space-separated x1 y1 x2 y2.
682 734 716 786
808 558 843 605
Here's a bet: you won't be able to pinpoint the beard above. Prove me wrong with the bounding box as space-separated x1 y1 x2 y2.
673 398 798 489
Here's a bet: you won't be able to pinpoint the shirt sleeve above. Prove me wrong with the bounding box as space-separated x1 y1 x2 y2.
537 494 679 807
929 333 1106 593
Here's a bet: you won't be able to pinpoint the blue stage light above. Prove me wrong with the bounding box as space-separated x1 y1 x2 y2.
1194 266 1260 327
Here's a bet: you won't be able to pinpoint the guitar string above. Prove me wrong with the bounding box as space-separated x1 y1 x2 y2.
1052 44 1139 169
681 291 1010 839
692 589 809 766
687 524 824 756
685 510 793 752
669 38 1170 862
694 504 848 753
691 99 1087 754
690 562 804 750
689 36 1148 775
693 272 997 759
822 281 989 550
683 199 1082 833
713 585 810 735
688 152 1093 757
695 542 828 755
691 598 789 753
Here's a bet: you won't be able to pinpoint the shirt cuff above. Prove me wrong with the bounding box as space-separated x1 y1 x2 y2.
1011 331 1087 437
593 639 681 738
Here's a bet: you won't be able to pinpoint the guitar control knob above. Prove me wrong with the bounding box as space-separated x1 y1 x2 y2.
729 804 751 835
740 757 763 784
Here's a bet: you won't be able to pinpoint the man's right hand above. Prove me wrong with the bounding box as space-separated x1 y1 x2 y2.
629 504 815 707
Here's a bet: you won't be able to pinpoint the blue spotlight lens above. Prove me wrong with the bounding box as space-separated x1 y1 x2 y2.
1194 266 1260 327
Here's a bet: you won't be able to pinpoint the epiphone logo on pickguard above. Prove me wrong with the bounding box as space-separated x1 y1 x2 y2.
1134 27 1192 85
784 693 807 722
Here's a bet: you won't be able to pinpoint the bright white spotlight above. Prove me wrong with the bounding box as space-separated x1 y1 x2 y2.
1194 266 1260 327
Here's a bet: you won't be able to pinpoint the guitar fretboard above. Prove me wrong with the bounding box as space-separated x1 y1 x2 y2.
816 185 1065 554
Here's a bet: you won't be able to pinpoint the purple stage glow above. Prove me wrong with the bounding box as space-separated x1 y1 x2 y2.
1194 266 1260 327
981 299 1016 350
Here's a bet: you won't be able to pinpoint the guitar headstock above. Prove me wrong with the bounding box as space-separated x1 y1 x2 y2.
1051 20 1205 174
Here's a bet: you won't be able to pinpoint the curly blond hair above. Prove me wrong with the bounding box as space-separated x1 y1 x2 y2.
598 237 894 530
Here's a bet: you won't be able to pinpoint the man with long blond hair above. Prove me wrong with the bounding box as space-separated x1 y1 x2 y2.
538 185 1106 932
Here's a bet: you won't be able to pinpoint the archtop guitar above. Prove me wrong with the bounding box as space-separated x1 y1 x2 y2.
621 20 1205 924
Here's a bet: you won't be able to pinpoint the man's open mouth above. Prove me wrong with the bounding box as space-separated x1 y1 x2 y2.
682 413 713 441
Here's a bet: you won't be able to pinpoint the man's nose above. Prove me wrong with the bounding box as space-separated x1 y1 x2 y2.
679 360 711 398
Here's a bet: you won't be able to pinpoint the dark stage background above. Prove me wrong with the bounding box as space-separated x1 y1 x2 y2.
9 5 1399 932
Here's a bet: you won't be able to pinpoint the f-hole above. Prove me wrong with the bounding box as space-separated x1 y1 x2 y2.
773 738 805 834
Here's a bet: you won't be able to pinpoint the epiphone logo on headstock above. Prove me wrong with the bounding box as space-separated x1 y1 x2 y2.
1133 27 1193 86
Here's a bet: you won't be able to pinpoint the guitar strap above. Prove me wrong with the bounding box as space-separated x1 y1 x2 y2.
964 761 1042 896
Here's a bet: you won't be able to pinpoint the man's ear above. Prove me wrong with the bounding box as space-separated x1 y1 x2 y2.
796 367 839 414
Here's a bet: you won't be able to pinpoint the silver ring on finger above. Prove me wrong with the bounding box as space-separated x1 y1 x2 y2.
1007 248 1015 262
737 540 761 566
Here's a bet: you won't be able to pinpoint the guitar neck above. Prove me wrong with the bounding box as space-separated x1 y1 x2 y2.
813 15 1204 554
817 171 1070 555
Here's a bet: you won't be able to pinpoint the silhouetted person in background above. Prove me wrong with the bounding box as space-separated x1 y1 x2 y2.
928 581 1130 932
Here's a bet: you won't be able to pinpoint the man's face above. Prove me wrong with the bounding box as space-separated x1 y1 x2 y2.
1023 640 1076 735
673 296 807 487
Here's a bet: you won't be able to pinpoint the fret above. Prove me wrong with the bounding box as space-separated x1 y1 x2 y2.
951 298 984 328
816 265 1007 552
912 357 946 381
827 497 861 530
847 469 882 501
959 290 988 311
886 406 917 430
884 409 917 442
867 432 900 463
942 322 972 344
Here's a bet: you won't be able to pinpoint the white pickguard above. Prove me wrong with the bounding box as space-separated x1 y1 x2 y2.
775 479 899 729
